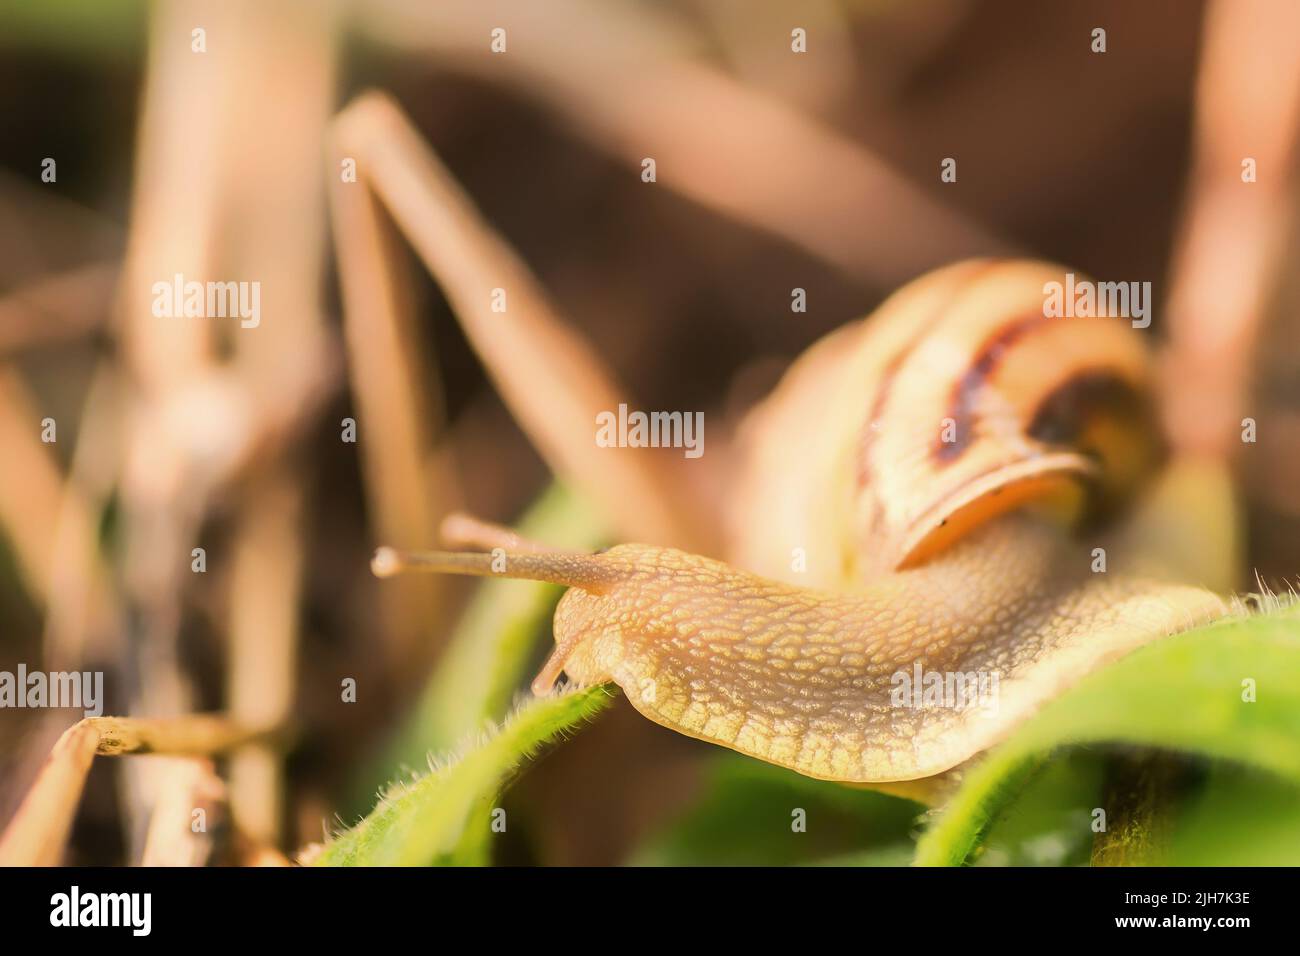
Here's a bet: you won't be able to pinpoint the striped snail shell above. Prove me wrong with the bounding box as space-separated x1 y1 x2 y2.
730 259 1163 584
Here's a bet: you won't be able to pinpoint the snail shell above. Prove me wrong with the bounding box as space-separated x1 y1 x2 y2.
729 259 1162 585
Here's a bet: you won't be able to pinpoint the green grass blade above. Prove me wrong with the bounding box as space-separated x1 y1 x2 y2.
317 684 615 866
914 603 1300 866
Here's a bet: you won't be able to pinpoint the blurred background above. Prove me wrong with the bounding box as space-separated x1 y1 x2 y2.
1 0 1298 865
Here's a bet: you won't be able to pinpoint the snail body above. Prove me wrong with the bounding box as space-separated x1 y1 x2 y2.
376 258 1228 784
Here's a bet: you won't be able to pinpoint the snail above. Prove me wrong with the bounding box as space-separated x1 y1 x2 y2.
373 259 1229 786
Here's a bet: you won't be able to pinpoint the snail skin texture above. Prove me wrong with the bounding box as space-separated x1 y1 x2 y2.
376 259 1231 785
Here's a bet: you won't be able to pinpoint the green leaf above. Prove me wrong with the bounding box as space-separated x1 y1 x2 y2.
629 752 923 866
915 603 1300 866
972 750 1106 867
317 684 615 866
1165 762 1300 865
